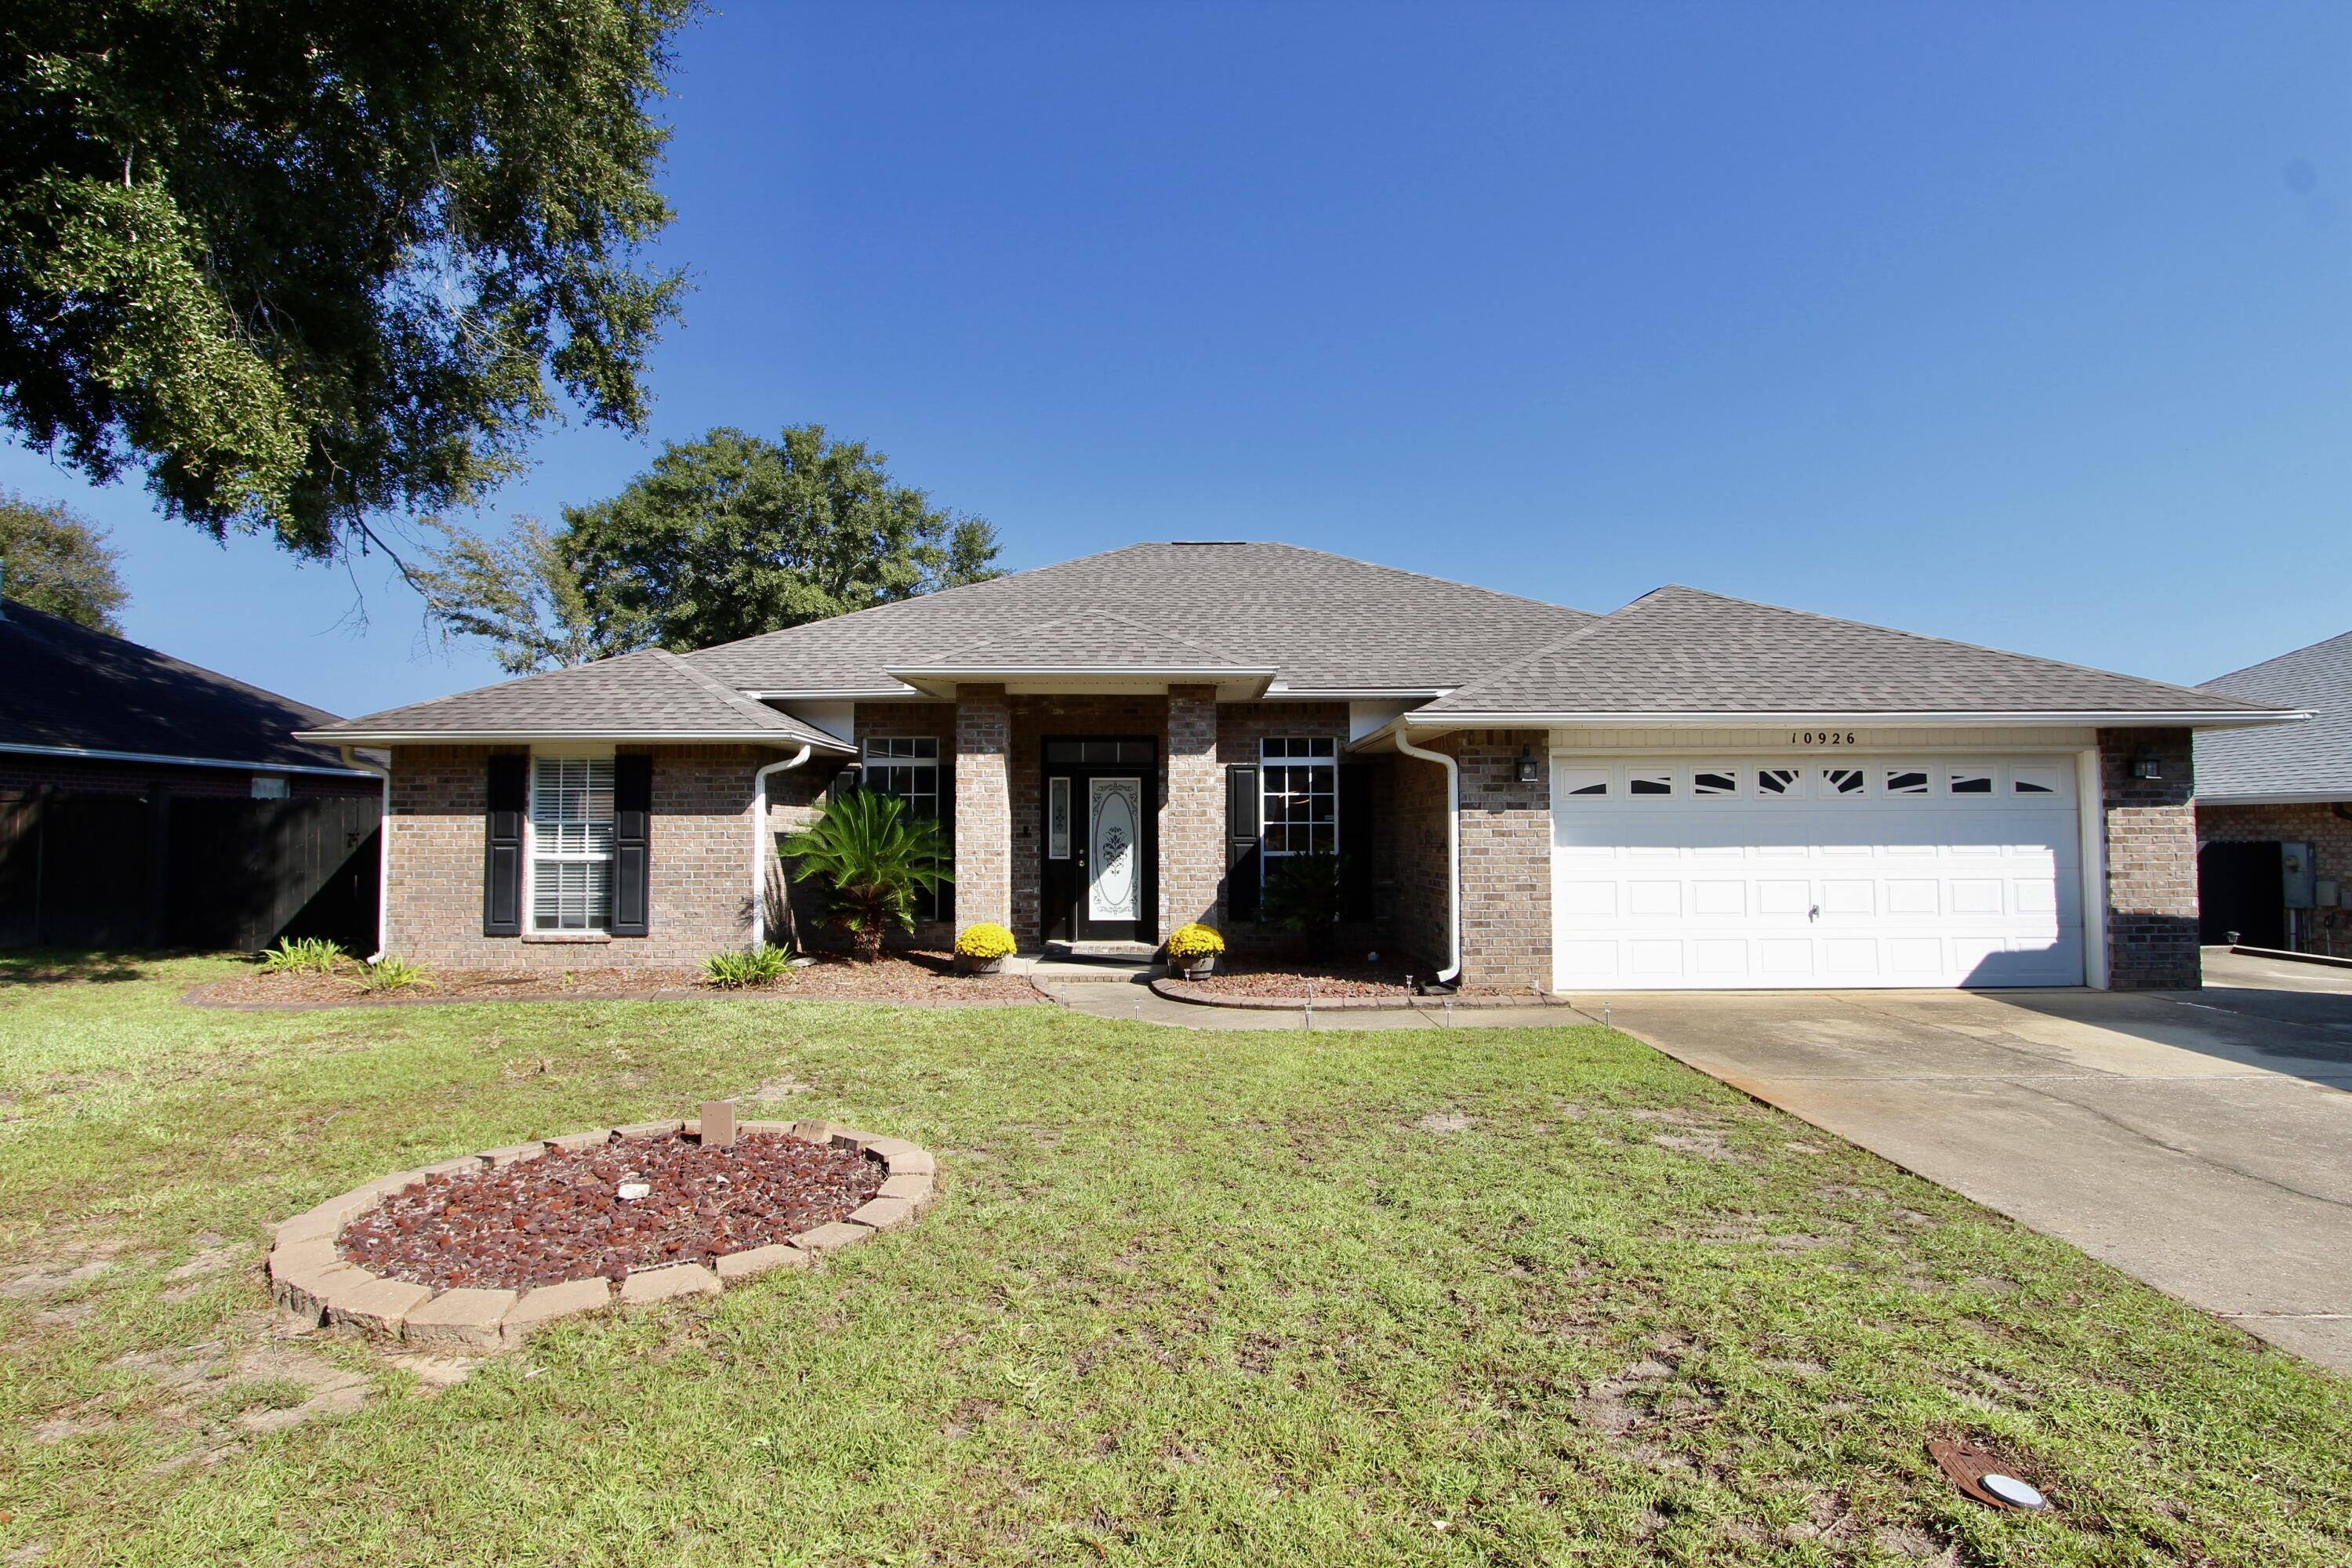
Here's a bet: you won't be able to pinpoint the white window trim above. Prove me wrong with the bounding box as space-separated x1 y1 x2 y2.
1260 736 1341 866
526 750 618 935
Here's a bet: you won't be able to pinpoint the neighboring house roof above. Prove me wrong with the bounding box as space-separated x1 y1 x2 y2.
0 596 365 775
2195 630 2352 802
1414 585 2288 723
300 648 853 751
688 542 1599 695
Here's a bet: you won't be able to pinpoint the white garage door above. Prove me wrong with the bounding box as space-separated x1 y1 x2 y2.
1551 756 2084 990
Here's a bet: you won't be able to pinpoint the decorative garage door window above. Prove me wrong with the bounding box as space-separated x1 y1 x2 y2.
1087 778 1142 921
1261 737 1339 862
532 757 615 931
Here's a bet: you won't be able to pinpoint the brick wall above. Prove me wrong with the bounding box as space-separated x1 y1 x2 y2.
953 687 1012 933
1163 687 1221 931
1453 730 1553 993
2198 799 2352 954
385 744 786 970
2099 727 2200 989
1386 741 1450 975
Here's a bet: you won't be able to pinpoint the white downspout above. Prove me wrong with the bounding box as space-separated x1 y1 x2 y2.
339 746 391 964
751 746 813 949
1393 728 1461 986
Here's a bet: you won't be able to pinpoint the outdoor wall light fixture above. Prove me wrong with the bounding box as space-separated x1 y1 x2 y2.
1515 746 1541 784
2131 749 2163 781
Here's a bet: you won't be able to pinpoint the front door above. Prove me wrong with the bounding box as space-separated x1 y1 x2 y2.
1041 736 1158 944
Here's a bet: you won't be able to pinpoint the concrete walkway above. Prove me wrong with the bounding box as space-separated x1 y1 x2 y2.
1602 950 2352 1375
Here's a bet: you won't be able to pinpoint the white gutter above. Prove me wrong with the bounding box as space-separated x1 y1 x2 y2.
2195 790 2352 807
294 728 851 748
338 746 392 963
750 746 814 949
1399 709 2309 729
0 740 373 778
1392 729 1461 987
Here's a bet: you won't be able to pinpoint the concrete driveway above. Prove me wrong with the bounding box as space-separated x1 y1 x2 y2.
1604 949 2352 1375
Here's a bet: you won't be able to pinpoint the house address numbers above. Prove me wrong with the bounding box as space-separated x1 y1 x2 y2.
1791 731 1860 746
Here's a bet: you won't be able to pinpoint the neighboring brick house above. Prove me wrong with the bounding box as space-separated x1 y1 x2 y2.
302 544 2297 991
0 594 382 949
2194 631 2350 956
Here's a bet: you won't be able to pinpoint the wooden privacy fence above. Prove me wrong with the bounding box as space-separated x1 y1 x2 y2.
0 789 380 953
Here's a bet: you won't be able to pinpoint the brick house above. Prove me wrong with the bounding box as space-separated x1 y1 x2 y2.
300 543 2297 990
2194 631 2350 956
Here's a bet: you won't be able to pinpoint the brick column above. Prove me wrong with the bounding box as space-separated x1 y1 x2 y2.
954 685 1012 935
1161 684 1221 935
1454 731 1553 993
2100 727 2199 989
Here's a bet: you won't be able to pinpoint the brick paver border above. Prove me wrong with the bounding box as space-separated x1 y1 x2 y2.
269 1118 938 1351
1147 976 1574 1011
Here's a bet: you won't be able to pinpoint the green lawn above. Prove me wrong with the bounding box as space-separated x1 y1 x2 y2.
2 953 2347 1567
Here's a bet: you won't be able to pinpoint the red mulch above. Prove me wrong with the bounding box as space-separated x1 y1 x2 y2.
339 1131 885 1290
187 949 1036 1008
1184 953 1432 999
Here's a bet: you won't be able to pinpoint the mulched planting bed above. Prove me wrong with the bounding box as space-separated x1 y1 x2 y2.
339 1131 886 1290
1182 953 1431 999
187 950 1036 1008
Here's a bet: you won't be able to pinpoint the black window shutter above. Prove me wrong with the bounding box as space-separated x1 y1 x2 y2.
1225 763 1261 923
610 755 652 937
1338 762 1374 920
482 754 527 936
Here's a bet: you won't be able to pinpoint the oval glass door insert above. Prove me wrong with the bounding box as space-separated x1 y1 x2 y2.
1089 777 1142 921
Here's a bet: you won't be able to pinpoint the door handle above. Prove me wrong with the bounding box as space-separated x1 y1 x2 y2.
1809 905 1820 922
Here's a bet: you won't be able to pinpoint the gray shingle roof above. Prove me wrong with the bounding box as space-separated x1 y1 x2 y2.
301 649 851 750
2195 631 2351 800
685 542 1597 692
1418 585 2284 719
0 597 361 772
907 606 1265 671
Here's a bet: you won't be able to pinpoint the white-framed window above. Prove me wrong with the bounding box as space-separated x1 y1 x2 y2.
1819 766 1866 797
1261 736 1338 860
249 775 289 800
2011 766 2060 795
1884 768 1930 796
531 756 615 931
1947 766 1995 796
1628 770 1674 797
1557 767 1610 797
1755 767 1804 798
862 736 946 917
1693 768 1740 797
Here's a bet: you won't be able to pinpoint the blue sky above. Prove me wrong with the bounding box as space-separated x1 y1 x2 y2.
5 2 2347 716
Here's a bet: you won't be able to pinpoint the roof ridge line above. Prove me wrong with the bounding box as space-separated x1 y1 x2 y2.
651 649 791 729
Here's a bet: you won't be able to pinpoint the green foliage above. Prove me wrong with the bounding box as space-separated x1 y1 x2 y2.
0 490 127 631
704 943 790 989
1261 853 1345 949
563 426 1003 653
411 516 611 674
0 2 697 557
780 787 952 961
256 936 344 975
361 954 428 993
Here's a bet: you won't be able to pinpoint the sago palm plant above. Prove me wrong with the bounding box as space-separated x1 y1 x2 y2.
780 787 953 961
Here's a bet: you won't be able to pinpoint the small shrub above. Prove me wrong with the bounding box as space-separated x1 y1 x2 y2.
1167 923 1224 964
954 922 1018 961
1261 853 1345 951
258 936 345 975
362 954 428 992
706 943 791 989
780 788 952 962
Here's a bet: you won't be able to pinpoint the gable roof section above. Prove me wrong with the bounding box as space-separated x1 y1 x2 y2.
2194 630 2352 800
686 542 1597 694
0 597 362 774
1415 586 2291 723
905 605 1266 673
299 648 852 751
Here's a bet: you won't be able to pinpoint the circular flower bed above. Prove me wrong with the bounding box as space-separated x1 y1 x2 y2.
341 1130 884 1290
266 1116 938 1352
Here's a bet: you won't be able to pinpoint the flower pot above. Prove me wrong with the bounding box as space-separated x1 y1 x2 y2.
960 955 1005 975
1174 959 1214 981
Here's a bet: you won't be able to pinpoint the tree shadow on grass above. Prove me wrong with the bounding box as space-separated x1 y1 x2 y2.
0 949 163 986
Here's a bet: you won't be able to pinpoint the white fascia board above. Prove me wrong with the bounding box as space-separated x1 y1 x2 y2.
292 728 855 752
742 686 928 701
1263 686 1451 699
884 665 1279 680
2194 789 2352 807
0 740 374 778
1399 709 2309 729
